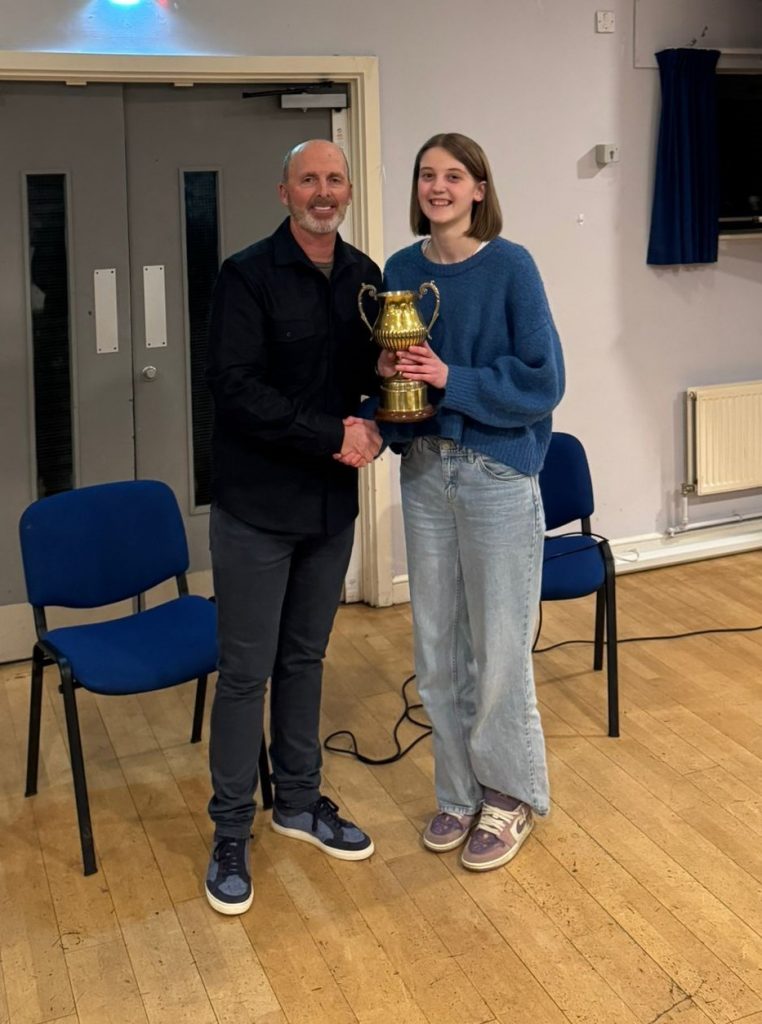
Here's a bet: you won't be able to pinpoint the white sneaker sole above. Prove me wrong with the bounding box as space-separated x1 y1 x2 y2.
461 818 534 872
423 829 471 852
271 820 374 861
205 884 253 915
419 831 467 856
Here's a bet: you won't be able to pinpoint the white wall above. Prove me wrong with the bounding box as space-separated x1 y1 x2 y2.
5 0 762 561
634 0 762 65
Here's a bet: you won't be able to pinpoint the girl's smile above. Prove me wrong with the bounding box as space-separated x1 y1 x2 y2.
417 146 485 232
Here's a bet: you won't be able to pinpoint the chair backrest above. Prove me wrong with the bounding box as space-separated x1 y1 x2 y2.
19 480 189 609
539 432 595 531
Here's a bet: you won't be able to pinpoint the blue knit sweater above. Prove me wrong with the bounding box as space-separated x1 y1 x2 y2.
382 238 565 475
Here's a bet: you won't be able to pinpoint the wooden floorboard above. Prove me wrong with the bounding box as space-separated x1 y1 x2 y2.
2 550 762 1022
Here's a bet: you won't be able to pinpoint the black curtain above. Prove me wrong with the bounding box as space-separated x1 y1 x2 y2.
647 48 720 266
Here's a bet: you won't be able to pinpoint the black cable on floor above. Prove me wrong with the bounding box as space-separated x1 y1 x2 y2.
329 544 762 765
534 621 762 653
323 673 431 765
532 577 762 652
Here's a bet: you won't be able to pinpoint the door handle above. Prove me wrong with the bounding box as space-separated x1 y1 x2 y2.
141 365 158 381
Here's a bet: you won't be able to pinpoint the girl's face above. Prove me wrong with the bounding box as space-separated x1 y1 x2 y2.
417 147 485 233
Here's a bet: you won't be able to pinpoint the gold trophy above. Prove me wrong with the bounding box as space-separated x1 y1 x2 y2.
357 281 441 422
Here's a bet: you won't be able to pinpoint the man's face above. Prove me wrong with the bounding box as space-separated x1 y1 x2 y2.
279 142 352 235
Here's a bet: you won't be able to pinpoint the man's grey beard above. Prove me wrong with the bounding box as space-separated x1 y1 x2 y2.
291 205 346 235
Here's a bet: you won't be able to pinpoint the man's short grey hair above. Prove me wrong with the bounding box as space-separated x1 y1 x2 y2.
281 140 351 183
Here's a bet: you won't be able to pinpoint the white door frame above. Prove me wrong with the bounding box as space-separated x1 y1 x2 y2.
0 53 395 655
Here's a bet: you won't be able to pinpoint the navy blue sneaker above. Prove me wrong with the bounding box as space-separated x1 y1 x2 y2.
271 795 374 861
205 836 253 915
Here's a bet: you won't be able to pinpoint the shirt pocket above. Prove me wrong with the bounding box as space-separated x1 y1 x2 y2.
267 319 320 387
270 318 316 344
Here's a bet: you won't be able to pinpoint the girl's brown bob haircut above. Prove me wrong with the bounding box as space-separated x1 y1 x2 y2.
409 132 503 241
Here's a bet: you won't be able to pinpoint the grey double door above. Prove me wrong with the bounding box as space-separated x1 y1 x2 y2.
1 81 331 606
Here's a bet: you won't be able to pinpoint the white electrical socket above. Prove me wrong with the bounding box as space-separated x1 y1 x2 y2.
596 10 615 33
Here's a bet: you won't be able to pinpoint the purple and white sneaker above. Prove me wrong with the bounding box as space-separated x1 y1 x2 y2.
461 800 533 871
423 810 476 852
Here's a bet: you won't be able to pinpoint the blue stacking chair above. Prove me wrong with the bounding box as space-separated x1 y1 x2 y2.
19 479 272 876
539 433 619 737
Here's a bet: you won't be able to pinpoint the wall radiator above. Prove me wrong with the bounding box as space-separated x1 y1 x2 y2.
684 380 762 496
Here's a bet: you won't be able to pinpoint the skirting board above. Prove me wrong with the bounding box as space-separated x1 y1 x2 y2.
610 518 762 573
392 575 411 605
387 518 762 606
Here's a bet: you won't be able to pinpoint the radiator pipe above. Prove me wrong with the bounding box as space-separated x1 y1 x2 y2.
667 504 762 537
680 494 689 529
684 391 696 496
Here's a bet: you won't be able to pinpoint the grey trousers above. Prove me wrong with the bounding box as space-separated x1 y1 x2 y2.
208 504 354 839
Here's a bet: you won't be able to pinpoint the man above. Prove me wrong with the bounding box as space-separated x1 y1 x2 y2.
204 140 382 915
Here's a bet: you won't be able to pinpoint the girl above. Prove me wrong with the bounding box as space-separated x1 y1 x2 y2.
380 133 564 871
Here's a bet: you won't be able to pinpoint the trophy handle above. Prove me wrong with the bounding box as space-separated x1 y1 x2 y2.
418 281 441 337
357 283 378 334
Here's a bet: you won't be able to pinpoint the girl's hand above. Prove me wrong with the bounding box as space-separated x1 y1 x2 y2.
395 342 448 389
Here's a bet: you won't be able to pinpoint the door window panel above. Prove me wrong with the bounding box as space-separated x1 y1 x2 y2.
27 173 74 497
183 170 219 508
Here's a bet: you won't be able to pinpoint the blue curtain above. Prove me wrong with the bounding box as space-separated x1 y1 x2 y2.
647 48 720 266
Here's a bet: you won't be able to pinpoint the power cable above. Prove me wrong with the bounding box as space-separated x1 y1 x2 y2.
326 531 762 764
323 674 431 765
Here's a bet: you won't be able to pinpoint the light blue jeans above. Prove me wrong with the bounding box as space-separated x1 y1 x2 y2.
400 437 549 817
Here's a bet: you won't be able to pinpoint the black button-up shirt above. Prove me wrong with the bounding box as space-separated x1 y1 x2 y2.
206 218 382 535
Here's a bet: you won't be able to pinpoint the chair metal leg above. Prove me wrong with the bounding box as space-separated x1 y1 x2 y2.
191 674 207 743
593 588 605 671
25 645 45 797
59 663 97 875
258 738 273 811
602 545 620 738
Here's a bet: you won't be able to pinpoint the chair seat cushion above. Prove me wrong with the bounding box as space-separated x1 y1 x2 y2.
541 535 606 600
44 595 217 695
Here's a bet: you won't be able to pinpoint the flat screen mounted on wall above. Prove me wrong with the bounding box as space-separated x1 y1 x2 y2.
717 74 762 234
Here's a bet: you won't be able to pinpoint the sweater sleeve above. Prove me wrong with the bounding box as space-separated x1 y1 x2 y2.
441 250 565 429
206 261 344 455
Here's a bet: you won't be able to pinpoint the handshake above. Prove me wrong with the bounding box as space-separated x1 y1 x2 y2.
333 417 383 469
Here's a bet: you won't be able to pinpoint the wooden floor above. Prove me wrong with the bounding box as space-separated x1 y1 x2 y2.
2 552 762 1024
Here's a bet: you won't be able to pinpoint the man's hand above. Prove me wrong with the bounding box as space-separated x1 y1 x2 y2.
333 417 382 468
395 342 448 389
376 350 398 379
